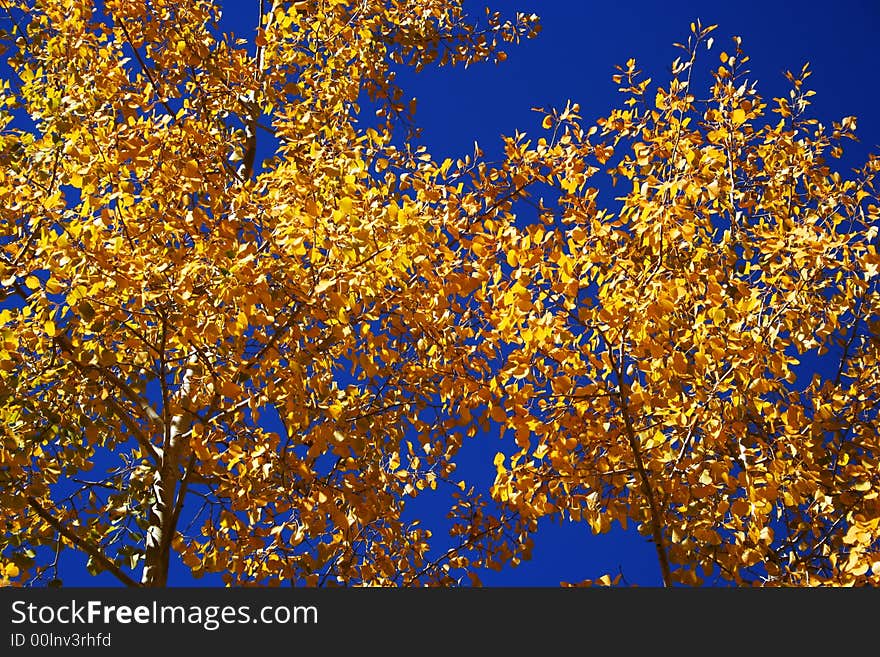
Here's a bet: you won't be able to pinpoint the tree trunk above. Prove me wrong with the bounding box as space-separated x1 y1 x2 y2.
141 464 177 586
141 356 198 586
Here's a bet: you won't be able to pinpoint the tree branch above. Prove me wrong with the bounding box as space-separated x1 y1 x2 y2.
26 496 140 587
116 19 176 118
610 328 672 587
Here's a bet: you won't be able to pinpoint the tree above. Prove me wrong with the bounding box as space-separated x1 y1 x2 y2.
1 3 877 590
0 0 538 587
442 22 880 586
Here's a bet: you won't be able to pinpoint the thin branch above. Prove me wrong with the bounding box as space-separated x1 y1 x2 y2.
26 496 140 587
0 0 29 47
608 328 672 587
54 334 164 428
46 334 159 461
116 19 175 118
166 452 197 559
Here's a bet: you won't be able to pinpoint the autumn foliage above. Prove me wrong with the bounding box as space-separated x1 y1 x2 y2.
0 3 877 587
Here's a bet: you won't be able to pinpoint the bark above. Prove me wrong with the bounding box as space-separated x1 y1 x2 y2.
140 355 198 586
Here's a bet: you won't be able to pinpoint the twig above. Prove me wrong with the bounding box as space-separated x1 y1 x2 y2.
26 496 140 587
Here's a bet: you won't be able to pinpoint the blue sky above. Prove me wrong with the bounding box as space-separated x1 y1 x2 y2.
21 0 880 587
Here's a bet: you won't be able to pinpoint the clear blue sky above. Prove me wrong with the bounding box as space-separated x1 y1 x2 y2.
403 0 879 174
46 0 880 586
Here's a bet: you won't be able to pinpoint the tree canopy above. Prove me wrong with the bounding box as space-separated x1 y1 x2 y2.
0 2 877 587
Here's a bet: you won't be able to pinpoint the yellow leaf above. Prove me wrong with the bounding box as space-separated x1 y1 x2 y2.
25 275 40 290
542 115 553 130
516 295 533 312
314 278 335 294
731 498 751 516
732 108 746 125
45 320 57 337
45 278 64 294
489 405 507 423
182 159 200 180
672 352 688 376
